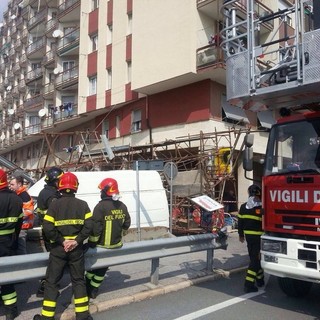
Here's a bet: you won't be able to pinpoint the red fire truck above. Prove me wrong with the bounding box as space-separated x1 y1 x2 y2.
221 0 320 296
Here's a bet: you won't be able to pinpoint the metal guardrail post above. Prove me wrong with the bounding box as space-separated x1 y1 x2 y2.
206 249 214 272
150 258 160 285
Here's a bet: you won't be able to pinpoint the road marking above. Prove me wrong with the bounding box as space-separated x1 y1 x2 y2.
173 275 269 320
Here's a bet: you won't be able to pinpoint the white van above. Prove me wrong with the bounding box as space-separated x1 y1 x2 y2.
28 170 170 241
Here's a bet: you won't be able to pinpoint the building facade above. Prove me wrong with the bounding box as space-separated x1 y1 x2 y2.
0 0 283 203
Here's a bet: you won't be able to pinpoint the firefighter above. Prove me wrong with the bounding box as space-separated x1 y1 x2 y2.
238 184 264 293
36 166 64 297
9 175 34 255
33 172 93 320
0 169 23 320
85 178 131 299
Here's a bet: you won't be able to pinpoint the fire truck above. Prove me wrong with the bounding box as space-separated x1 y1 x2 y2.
221 0 320 296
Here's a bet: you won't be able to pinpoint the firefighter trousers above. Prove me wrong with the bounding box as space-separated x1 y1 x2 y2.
40 244 89 320
86 267 109 290
245 234 264 288
0 236 18 316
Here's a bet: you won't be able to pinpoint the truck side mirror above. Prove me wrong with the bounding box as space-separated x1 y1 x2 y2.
244 133 254 148
243 133 253 171
243 147 253 171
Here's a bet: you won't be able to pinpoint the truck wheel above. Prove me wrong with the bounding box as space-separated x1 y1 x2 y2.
278 277 312 297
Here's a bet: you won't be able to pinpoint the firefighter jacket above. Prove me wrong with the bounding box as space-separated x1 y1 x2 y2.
16 185 34 230
43 193 93 245
0 188 23 239
89 198 131 249
238 202 263 237
37 185 61 217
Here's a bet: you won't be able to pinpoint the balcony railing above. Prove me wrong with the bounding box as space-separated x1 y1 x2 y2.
16 16 24 30
25 67 43 83
23 94 43 109
58 0 80 15
12 87 19 98
25 123 41 135
55 65 78 86
13 63 20 74
43 83 54 95
43 49 56 64
28 8 46 30
19 53 27 67
42 104 78 128
21 28 28 43
196 44 224 69
18 80 26 92
45 18 57 34
15 38 22 51
26 37 45 55
57 28 79 54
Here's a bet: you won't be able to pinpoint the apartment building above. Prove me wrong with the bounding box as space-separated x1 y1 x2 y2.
0 0 284 201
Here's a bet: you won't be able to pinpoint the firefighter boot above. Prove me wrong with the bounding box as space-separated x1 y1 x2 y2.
5 305 18 320
244 284 258 293
33 314 54 320
256 279 265 287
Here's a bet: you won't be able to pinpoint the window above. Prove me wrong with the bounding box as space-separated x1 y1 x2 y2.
89 76 97 95
126 61 132 83
91 34 98 51
102 119 109 138
92 0 99 10
107 69 112 90
63 60 75 71
107 24 113 45
131 109 141 132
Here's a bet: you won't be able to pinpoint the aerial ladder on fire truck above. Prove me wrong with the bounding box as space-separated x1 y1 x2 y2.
220 0 320 298
220 0 320 112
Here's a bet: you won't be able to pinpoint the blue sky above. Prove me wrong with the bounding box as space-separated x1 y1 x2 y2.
0 1 9 22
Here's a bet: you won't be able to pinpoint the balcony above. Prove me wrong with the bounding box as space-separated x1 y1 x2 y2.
7 70 14 81
9 47 16 59
43 49 56 66
52 103 78 122
10 26 17 39
25 67 43 84
21 28 28 43
57 28 79 56
12 87 20 98
43 83 55 99
28 8 46 32
14 38 22 51
45 18 58 36
10 130 24 144
23 94 44 111
25 123 41 136
26 37 46 59
13 63 21 75
55 65 78 90
19 53 27 67
18 80 26 92
16 16 24 30
58 0 80 22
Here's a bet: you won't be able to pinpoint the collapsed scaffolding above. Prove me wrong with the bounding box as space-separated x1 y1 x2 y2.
29 126 250 234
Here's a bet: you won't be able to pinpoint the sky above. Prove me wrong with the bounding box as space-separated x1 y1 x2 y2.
0 0 9 23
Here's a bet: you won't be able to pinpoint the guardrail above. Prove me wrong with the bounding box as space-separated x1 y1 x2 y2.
0 234 227 286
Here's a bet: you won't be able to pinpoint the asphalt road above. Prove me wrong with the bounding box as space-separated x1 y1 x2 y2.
93 271 320 320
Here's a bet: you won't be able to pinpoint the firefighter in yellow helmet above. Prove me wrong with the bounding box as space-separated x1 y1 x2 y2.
238 184 264 293
0 169 23 320
85 178 131 299
33 172 93 320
